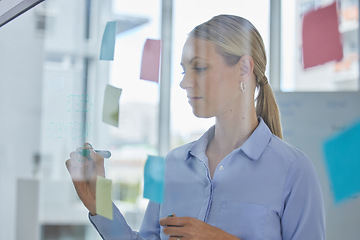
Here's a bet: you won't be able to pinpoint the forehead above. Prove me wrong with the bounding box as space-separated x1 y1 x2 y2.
181 37 219 63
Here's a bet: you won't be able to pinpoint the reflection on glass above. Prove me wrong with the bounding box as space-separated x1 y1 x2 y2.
0 0 271 239
39 0 161 237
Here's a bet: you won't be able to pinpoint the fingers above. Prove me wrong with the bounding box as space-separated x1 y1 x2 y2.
83 142 93 149
66 153 91 181
82 143 106 168
160 214 181 227
163 226 184 238
87 148 106 178
65 143 105 181
169 235 183 240
160 215 187 239
65 143 99 214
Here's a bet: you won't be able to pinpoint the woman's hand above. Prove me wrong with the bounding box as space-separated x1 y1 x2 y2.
159 214 241 240
65 143 105 215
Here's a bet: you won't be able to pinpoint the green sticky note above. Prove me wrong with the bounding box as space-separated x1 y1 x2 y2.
96 176 113 220
102 84 122 127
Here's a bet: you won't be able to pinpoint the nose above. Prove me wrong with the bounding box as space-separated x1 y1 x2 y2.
179 73 194 89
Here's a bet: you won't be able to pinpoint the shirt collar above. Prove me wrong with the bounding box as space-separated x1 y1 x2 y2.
186 125 214 163
186 117 273 162
240 117 273 161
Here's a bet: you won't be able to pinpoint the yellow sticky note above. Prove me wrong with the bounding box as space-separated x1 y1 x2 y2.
96 176 113 220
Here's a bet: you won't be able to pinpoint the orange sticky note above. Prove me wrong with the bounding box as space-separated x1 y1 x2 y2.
302 2 343 69
140 39 161 82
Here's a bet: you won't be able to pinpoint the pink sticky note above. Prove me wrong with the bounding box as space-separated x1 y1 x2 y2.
140 39 161 82
302 2 343 69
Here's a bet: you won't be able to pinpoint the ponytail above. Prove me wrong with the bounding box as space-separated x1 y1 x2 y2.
256 76 283 139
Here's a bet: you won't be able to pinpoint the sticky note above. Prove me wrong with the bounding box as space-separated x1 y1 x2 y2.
100 21 117 60
323 119 360 203
96 176 113 220
140 39 161 82
102 84 122 127
143 155 165 203
302 2 343 69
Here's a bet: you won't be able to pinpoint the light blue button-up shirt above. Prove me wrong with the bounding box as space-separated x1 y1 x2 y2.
90 118 326 240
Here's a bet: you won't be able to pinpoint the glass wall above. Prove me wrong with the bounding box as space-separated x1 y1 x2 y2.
0 0 272 238
0 1 271 238
2 0 360 239
40 0 162 237
12 0 360 239
0 0 160 239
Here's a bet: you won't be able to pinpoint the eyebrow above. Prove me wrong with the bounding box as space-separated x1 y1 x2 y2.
180 56 206 66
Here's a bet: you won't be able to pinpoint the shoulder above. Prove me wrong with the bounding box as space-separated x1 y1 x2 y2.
266 135 313 171
262 134 321 192
268 135 322 198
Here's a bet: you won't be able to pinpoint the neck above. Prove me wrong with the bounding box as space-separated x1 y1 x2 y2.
205 106 258 179
210 106 258 155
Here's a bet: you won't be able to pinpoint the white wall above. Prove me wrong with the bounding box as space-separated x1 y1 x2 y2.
276 91 360 240
0 8 44 240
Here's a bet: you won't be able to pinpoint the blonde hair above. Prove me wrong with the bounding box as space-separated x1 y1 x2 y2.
188 14 283 139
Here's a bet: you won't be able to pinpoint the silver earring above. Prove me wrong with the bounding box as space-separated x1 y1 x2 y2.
240 82 246 92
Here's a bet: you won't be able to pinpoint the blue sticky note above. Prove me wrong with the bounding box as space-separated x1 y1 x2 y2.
100 21 117 60
143 155 165 203
323 119 360 203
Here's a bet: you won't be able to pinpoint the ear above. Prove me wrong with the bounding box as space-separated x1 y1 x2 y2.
238 55 254 80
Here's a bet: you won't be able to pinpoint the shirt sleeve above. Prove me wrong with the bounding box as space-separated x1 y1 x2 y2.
139 201 161 239
89 202 142 240
280 155 326 240
88 202 161 240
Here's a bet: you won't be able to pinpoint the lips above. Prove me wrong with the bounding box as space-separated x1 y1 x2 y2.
187 96 202 103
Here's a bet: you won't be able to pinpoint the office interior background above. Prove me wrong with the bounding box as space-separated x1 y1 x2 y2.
0 0 359 239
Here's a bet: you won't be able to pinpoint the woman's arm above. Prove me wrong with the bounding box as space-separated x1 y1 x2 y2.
280 156 326 240
65 144 160 240
65 145 104 215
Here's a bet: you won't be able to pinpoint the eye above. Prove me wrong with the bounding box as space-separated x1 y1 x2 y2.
193 67 207 72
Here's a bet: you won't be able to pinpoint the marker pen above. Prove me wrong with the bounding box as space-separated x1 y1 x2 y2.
77 149 112 158
94 150 111 158
167 214 178 227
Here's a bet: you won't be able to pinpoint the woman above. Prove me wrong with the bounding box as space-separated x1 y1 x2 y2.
66 15 325 240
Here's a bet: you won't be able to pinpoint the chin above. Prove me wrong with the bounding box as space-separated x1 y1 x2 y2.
192 109 214 119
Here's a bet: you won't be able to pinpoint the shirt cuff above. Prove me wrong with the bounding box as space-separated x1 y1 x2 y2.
88 202 140 240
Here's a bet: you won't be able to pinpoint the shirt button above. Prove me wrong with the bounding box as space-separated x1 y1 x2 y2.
219 165 224 171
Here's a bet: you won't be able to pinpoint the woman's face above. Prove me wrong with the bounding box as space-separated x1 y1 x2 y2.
180 37 242 118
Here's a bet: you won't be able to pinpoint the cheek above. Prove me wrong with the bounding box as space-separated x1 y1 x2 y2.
202 71 223 91
205 71 231 96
